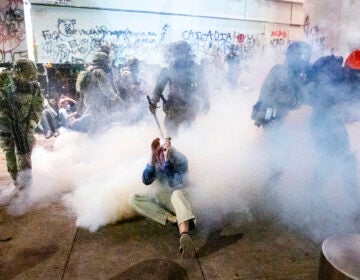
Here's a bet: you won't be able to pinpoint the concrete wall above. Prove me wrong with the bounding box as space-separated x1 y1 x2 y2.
338 0 360 54
303 0 342 58
303 0 360 58
27 0 306 64
33 0 304 25
10 0 360 65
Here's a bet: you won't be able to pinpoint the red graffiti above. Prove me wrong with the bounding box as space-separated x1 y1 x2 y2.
271 30 287 38
0 0 26 62
236 33 245 44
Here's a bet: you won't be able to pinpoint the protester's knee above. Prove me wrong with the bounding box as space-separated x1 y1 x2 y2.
171 189 185 205
128 193 149 208
128 193 138 207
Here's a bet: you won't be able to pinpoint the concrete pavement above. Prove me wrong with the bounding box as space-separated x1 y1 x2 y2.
0 139 322 280
0 198 321 280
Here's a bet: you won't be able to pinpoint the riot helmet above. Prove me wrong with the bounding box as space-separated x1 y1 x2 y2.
285 42 312 80
286 41 312 65
166 41 194 67
170 41 192 56
12 58 37 82
345 50 360 71
125 57 139 74
92 51 111 72
344 49 360 82
100 44 111 55
120 66 132 82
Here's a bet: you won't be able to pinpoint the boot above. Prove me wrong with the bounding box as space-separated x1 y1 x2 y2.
17 169 32 191
0 183 19 205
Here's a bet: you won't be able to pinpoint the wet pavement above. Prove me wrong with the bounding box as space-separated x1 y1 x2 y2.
0 138 322 280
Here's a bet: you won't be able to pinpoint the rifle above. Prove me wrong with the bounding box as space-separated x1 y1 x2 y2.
146 95 165 139
159 93 167 105
159 94 168 113
5 77 30 155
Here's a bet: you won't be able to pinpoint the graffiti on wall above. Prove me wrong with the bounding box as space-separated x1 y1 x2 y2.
44 0 72 5
0 0 27 63
182 29 259 58
181 29 264 61
269 29 289 54
38 17 268 64
304 15 325 52
39 19 170 64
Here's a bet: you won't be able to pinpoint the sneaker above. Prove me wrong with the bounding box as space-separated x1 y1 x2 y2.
53 130 60 137
179 232 195 259
6 190 30 215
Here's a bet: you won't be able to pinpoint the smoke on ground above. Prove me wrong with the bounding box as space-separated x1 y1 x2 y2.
5 55 360 243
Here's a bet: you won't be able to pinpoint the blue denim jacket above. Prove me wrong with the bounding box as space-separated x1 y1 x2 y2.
142 149 188 188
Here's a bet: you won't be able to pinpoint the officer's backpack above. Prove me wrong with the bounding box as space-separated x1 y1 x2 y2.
75 67 99 93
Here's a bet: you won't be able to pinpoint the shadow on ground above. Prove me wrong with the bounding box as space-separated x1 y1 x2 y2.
109 259 189 280
0 244 59 279
197 229 244 258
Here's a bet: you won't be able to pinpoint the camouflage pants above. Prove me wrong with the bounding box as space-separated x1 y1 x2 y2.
84 99 112 134
0 133 35 183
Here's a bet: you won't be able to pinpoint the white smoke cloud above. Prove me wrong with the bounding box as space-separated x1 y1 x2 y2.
3 51 360 242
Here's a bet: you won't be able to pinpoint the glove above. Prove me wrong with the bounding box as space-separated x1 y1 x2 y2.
29 120 38 130
201 102 210 115
149 101 157 114
112 94 121 102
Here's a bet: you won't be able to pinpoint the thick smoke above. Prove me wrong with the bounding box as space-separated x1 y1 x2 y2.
29 123 158 231
3 44 360 243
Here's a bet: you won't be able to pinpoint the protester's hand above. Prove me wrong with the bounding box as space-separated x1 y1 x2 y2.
151 137 160 151
69 116 76 124
162 137 172 161
150 137 172 165
150 138 161 165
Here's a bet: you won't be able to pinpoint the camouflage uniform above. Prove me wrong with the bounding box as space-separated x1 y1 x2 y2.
251 42 311 187
307 55 360 203
75 51 119 133
150 41 209 135
252 42 311 129
255 64 304 128
0 59 43 188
